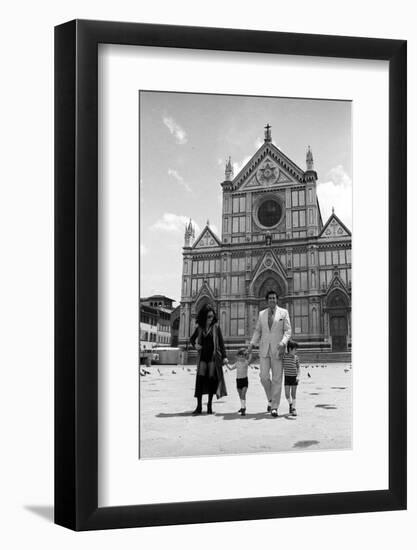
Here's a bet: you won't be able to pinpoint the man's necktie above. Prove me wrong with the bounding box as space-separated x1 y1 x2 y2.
268 309 273 330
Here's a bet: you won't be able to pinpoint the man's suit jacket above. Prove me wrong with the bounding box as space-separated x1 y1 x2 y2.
250 306 292 359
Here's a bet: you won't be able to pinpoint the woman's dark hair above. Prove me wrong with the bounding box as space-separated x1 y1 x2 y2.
265 289 278 301
195 304 218 327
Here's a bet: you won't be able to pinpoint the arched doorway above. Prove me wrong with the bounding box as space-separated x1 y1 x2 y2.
327 291 349 351
252 269 287 309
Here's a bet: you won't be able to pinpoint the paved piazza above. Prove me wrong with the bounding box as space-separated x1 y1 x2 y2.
139 362 352 459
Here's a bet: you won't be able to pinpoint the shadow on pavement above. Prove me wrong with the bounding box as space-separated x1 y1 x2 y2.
293 440 319 448
214 412 288 420
156 411 196 417
155 411 299 419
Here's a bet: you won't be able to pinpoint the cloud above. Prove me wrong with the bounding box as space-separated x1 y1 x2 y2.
233 155 252 177
317 165 352 229
162 116 188 145
151 213 200 234
167 168 192 193
327 164 352 187
254 137 264 149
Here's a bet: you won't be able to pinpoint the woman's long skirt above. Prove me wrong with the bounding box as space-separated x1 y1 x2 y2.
194 357 227 399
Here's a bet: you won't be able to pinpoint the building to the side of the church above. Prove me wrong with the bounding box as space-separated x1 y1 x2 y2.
178 126 352 357
140 295 175 349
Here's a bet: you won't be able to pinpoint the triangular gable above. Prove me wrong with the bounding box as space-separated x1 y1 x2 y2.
240 154 297 191
326 270 349 296
233 142 305 191
250 249 287 288
319 213 351 239
194 280 216 303
192 225 222 249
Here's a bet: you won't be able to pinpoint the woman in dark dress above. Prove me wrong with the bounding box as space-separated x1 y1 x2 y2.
189 304 227 415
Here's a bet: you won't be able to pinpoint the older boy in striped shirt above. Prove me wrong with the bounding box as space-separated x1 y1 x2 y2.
283 340 300 416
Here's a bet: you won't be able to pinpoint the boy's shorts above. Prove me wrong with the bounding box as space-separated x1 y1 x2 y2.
236 377 249 389
284 375 298 386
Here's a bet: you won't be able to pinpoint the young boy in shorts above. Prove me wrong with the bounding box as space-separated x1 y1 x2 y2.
226 348 252 416
283 340 300 416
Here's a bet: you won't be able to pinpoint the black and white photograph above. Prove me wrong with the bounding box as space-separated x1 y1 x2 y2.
139 91 352 459
0 0 410 542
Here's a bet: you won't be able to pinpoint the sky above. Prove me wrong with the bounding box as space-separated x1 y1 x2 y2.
140 91 352 304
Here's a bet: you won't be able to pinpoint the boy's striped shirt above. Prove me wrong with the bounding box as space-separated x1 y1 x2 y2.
283 353 299 376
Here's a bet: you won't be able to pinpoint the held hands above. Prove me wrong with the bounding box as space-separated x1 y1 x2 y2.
195 343 202 351
277 343 285 358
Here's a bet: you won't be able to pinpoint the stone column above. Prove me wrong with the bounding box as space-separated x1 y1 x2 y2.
323 310 329 342
244 301 255 342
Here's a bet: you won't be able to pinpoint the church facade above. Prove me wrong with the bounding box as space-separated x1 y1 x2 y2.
178 126 352 355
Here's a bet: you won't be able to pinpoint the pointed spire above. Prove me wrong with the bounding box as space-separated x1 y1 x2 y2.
206 219 210 226
184 218 195 247
225 156 234 181
264 123 272 142
332 206 335 215
306 146 314 171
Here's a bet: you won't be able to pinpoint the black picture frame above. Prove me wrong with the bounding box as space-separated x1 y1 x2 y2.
55 19 407 531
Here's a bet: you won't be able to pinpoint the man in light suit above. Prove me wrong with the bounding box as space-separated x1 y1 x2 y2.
247 290 292 417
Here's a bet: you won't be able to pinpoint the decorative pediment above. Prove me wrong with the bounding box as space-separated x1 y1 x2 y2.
194 280 216 302
319 213 351 239
277 170 293 184
192 225 222 249
233 142 305 191
250 250 287 290
325 270 349 296
257 159 279 185
240 154 295 191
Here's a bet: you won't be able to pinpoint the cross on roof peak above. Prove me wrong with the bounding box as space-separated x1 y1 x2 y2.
264 123 272 142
